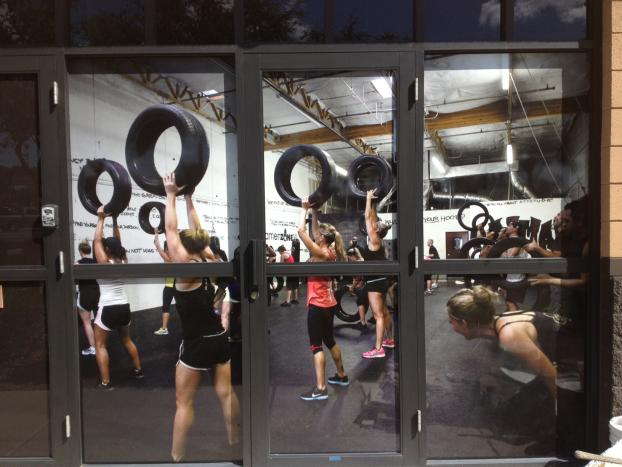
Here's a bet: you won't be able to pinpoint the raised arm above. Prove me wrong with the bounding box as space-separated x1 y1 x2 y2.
163 173 189 262
112 216 121 241
524 239 561 258
184 191 202 230
297 200 329 261
365 189 381 249
154 232 171 262
93 206 110 264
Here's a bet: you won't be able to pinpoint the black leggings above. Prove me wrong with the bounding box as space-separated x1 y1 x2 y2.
307 304 337 354
162 286 174 314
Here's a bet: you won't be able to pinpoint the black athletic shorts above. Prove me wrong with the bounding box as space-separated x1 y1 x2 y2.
504 280 528 305
355 287 369 307
178 332 231 370
78 287 100 313
365 277 389 294
307 304 337 354
286 276 300 290
95 303 131 331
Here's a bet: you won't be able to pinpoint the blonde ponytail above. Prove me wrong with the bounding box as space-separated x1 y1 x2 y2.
447 285 498 326
333 230 346 262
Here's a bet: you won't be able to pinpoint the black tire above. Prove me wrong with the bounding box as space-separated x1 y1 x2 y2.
77 158 132 216
457 201 491 232
274 144 339 207
460 237 495 258
334 286 360 323
347 155 394 199
125 104 209 196
138 201 165 234
486 237 531 258
359 214 367 235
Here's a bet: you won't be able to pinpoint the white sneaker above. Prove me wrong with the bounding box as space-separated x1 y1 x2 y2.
154 327 169 335
431 283 438 289
81 346 95 356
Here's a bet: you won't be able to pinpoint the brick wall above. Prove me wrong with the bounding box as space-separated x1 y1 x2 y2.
603 1 622 256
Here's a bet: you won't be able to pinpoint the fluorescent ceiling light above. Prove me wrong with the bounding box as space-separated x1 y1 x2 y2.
431 155 445 174
501 70 510 91
506 143 514 164
372 77 393 99
201 89 218 96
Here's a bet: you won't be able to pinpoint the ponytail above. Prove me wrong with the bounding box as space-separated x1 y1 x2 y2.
319 222 346 261
333 230 346 262
447 285 498 326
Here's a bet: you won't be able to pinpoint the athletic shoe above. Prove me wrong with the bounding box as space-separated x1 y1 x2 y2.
362 347 386 359
300 386 328 401
431 283 439 289
154 327 169 335
280 302 291 307
97 382 113 391
327 374 350 386
291 299 299 305
382 338 396 349
81 346 95 356
132 368 145 380
424 289 433 296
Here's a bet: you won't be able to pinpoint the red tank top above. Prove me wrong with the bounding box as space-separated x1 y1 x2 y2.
307 248 337 308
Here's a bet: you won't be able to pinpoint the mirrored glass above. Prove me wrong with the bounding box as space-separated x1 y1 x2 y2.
425 274 587 458
263 70 397 262
423 53 590 260
0 282 50 457
424 0 500 42
514 0 587 41
79 277 242 463
68 57 239 264
269 274 400 453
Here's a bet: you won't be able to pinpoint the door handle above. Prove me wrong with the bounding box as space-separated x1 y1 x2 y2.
245 239 264 302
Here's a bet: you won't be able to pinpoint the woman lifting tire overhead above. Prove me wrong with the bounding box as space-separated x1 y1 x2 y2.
163 173 239 462
92 208 143 390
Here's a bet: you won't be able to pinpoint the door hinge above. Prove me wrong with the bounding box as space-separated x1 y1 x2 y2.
64 414 71 439
415 77 419 101
52 81 59 106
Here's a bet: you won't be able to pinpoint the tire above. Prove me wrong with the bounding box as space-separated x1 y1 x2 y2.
77 158 132 216
273 144 339 207
457 201 491 232
486 237 531 258
334 286 360 323
460 237 495 259
347 155 394 199
125 104 209 196
359 214 367 235
138 201 165 235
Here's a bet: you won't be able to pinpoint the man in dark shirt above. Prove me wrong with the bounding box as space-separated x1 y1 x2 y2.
424 239 440 294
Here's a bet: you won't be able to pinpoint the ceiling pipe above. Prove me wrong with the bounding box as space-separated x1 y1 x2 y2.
509 170 536 199
430 191 492 204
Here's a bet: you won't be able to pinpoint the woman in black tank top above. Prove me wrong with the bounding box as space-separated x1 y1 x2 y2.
446 285 557 399
361 189 394 359
163 174 239 462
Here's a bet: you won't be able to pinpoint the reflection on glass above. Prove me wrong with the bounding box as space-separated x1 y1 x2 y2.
269 275 399 453
0 282 50 457
156 0 234 45
68 57 239 264
425 274 586 458
334 0 412 42
514 0 587 41
424 0 499 42
423 53 589 259
79 278 242 463
263 71 397 261
0 1 54 46
70 0 145 46
0 74 43 266
244 0 324 43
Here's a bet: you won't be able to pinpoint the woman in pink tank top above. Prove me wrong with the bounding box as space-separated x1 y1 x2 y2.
297 199 349 401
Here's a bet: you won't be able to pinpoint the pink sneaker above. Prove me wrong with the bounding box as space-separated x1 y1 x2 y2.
382 338 395 349
362 347 386 359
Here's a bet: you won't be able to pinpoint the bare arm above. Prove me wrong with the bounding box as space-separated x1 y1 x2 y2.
112 216 121 242
524 240 561 258
365 189 381 250
185 192 202 230
154 232 171 262
163 174 189 262
93 206 110 264
297 202 330 261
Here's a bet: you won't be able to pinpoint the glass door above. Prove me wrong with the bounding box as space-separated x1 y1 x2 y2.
0 56 75 465
241 51 423 467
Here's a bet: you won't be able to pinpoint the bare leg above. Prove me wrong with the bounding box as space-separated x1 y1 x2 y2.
313 351 327 390
384 307 394 340
213 362 241 445
162 312 170 329
328 344 346 378
358 304 367 325
286 290 292 303
119 326 141 370
171 364 201 462
79 309 95 348
94 325 110 384
368 292 385 350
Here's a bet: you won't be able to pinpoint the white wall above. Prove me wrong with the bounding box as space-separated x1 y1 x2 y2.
69 72 238 312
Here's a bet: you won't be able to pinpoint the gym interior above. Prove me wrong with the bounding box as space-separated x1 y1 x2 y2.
0 2 609 467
